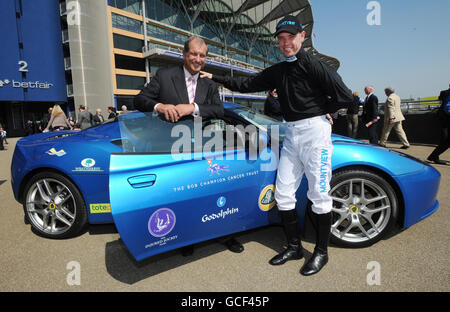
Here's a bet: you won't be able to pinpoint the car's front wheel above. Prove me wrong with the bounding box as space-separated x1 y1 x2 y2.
23 172 87 239
329 169 399 248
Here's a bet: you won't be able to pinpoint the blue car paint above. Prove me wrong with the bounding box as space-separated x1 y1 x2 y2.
109 149 279 261
11 123 122 224
10 106 441 261
331 142 441 227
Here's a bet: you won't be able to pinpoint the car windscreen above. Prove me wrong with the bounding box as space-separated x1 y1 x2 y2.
114 109 284 154
228 106 286 143
114 112 197 153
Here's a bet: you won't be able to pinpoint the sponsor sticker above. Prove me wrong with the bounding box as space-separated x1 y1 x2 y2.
81 158 95 168
73 158 103 172
207 160 229 175
148 208 176 238
89 203 111 214
217 196 226 208
258 185 276 211
201 196 239 223
46 148 66 157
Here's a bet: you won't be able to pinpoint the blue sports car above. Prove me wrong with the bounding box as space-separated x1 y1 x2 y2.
11 104 441 261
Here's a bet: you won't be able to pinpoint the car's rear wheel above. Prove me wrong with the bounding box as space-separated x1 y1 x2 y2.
329 169 399 248
23 172 87 239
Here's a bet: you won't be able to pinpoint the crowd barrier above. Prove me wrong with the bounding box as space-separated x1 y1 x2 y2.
332 112 442 145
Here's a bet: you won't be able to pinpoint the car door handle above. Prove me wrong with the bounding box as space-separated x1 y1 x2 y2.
127 174 156 188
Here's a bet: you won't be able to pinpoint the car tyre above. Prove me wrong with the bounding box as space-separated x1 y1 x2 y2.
329 169 399 248
23 172 87 239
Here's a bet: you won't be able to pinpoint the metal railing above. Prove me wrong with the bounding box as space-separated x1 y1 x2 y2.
378 99 441 114
142 44 263 73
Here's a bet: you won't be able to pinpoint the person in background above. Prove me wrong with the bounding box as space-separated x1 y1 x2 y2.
68 116 75 128
43 104 72 132
121 105 129 115
362 85 380 144
77 105 93 130
346 91 362 138
427 84 450 164
40 107 53 132
24 120 35 136
107 106 117 119
93 109 105 125
379 86 410 149
264 89 283 121
0 127 7 145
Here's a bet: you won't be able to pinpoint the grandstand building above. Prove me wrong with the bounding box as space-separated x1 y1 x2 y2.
0 0 339 136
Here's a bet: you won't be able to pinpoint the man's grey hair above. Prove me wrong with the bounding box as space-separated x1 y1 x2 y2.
183 36 208 55
385 86 395 93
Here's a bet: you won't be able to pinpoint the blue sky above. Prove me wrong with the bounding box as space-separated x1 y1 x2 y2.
310 0 450 99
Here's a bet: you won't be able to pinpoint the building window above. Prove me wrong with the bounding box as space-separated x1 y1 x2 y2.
146 23 188 46
110 0 141 15
112 13 143 34
116 75 146 90
115 54 145 72
113 34 144 52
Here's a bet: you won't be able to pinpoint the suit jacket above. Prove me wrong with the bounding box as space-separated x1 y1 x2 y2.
362 93 379 123
93 114 104 124
134 66 224 119
384 93 404 122
437 88 450 122
78 110 93 129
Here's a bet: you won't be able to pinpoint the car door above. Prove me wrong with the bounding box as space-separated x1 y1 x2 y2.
109 112 278 261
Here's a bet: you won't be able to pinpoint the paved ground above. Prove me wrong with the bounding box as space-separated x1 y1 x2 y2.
0 137 448 292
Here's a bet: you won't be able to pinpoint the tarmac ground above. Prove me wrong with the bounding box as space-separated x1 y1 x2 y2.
0 137 449 292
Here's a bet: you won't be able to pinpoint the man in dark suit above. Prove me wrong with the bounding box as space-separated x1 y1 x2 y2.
362 85 380 144
134 36 242 254
427 84 450 164
134 36 223 122
93 109 105 125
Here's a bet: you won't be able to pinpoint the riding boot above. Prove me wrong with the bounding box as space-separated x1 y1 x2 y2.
269 209 304 265
300 211 331 276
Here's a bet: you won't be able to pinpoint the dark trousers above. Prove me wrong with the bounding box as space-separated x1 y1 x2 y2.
429 120 449 158
367 123 378 144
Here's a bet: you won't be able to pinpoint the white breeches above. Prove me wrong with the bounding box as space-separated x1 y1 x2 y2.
275 115 333 214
